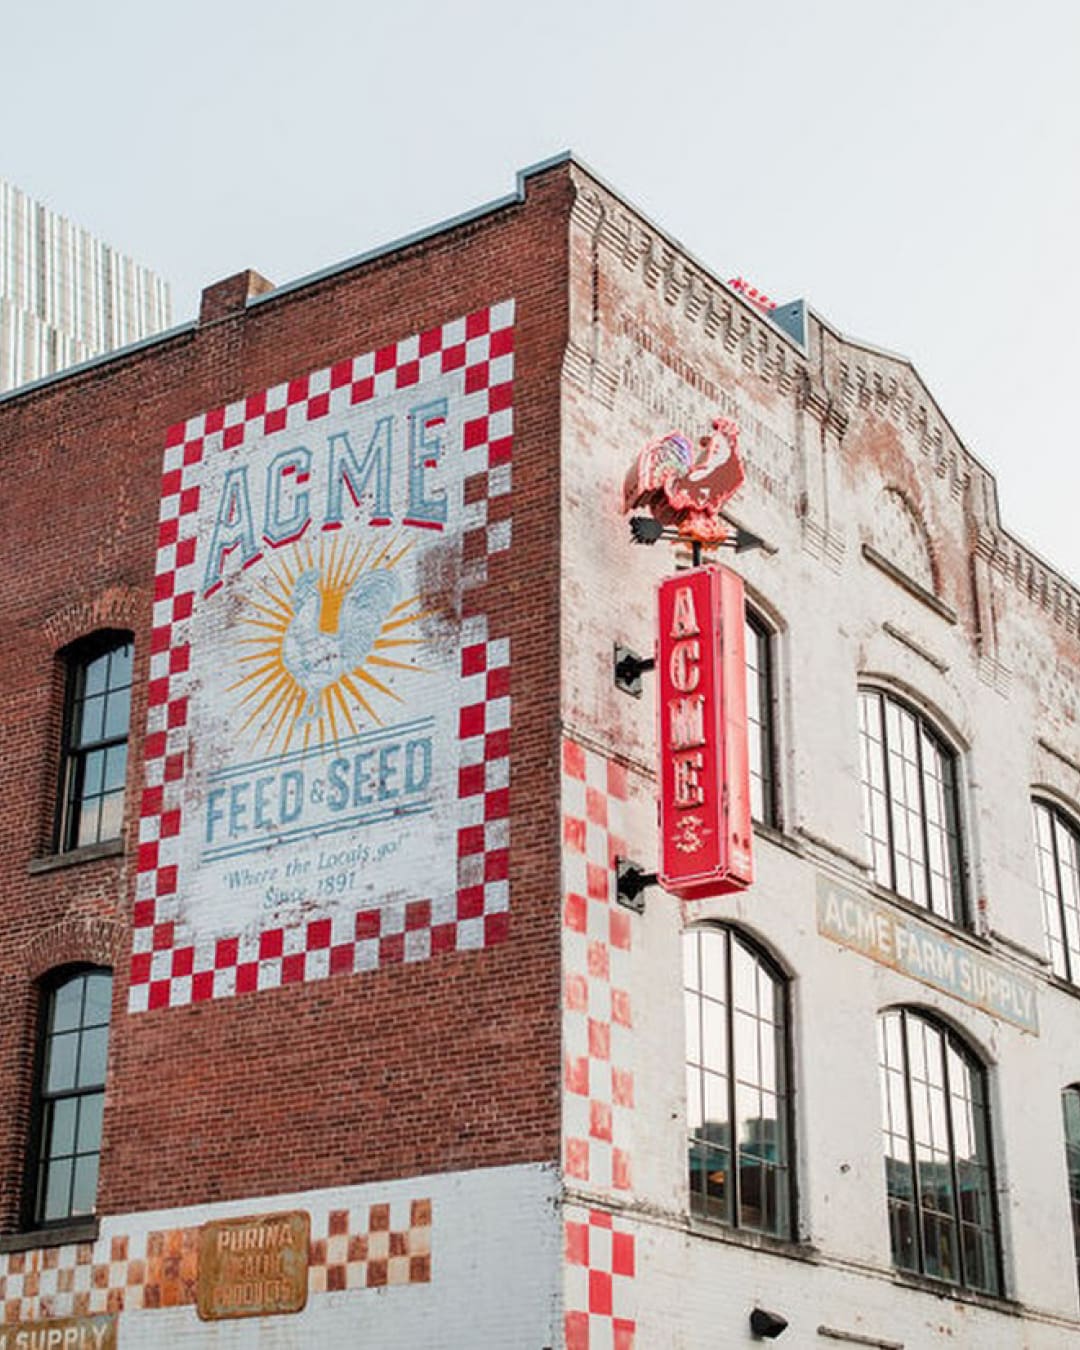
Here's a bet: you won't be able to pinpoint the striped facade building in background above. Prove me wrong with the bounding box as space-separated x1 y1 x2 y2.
0 179 171 393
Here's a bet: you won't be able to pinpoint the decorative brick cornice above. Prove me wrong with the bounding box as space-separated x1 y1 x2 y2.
570 177 805 398
797 371 848 437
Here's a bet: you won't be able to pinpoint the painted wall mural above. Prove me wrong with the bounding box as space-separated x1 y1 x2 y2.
130 303 515 1011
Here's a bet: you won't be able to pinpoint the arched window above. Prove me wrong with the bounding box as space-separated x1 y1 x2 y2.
30 968 112 1226
683 926 792 1237
858 689 964 923
1033 800 1080 984
1062 1087 1080 1299
745 610 777 828
878 1008 1000 1293
56 632 133 851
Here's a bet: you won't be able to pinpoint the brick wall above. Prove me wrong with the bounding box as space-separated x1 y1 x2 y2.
0 161 572 1230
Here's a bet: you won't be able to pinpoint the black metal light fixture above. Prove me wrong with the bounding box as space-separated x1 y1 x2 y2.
749 1307 789 1339
614 857 657 914
613 643 655 698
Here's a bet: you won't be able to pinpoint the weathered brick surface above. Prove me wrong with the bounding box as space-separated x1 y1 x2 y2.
0 162 571 1227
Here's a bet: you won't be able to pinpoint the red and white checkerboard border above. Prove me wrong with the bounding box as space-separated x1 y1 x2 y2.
564 1209 635 1350
561 739 634 1195
129 302 515 1013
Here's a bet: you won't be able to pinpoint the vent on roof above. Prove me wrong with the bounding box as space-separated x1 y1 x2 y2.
728 277 805 347
769 299 806 347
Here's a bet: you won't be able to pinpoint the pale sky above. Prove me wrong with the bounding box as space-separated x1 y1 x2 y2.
4 0 1077 580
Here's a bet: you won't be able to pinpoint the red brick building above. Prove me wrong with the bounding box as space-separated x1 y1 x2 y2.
2 155 1080 1347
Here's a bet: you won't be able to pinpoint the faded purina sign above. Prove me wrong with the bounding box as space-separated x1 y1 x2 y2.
816 874 1039 1033
0 1318 115 1349
197 1210 310 1320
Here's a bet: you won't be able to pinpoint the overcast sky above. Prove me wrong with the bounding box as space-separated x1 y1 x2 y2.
4 0 1077 579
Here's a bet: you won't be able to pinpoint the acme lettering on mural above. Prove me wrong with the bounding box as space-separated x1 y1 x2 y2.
0 1319 114 1350
815 874 1039 1034
203 400 450 596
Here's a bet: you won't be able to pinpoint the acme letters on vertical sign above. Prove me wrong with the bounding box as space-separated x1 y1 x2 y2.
657 565 752 898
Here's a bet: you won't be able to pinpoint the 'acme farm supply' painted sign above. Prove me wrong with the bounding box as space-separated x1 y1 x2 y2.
0 1318 115 1349
657 565 752 898
131 303 515 1011
816 875 1038 1033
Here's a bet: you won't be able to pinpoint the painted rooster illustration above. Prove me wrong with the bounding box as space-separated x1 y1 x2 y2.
623 415 744 542
281 567 398 725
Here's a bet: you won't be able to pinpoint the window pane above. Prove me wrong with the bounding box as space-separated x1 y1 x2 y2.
686 1065 703 1132
77 1093 105 1154
82 750 105 798
75 693 105 745
77 1026 109 1089
42 1158 73 1223
50 980 83 1034
97 791 124 842
103 744 127 793
701 999 727 1074
83 973 112 1027
84 652 110 696
48 1098 78 1159
70 1155 99 1217
45 1032 78 1093
103 685 131 740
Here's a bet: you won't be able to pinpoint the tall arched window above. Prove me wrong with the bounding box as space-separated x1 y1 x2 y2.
1033 800 1080 984
683 926 792 1237
745 610 777 828
30 968 112 1226
878 1008 1000 1293
56 632 134 851
859 689 965 923
1062 1086 1080 1299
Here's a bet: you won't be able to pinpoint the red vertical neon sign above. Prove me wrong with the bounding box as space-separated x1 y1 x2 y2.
657 565 752 898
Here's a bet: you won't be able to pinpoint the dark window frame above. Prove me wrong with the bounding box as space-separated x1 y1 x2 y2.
1033 799 1080 985
26 967 113 1229
684 924 794 1239
55 632 133 853
745 609 778 829
1062 1085 1080 1303
859 687 966 925
878 1007 1001 1295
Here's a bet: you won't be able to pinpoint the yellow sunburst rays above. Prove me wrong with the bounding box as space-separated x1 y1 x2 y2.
227 532 432 755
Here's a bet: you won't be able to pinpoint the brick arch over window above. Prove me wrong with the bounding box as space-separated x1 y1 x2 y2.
869 487 937 594
23 919 124 984
41 587 144 655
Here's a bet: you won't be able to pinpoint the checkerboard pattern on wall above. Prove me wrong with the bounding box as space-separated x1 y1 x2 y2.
0 1198 430 1323
130 304 514 1012
562 739 635 1196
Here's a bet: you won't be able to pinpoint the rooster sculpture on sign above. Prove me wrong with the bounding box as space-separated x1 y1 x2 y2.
624 414 744 543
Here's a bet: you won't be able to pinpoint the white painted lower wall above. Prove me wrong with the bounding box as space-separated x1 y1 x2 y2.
0 1163 561 1349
